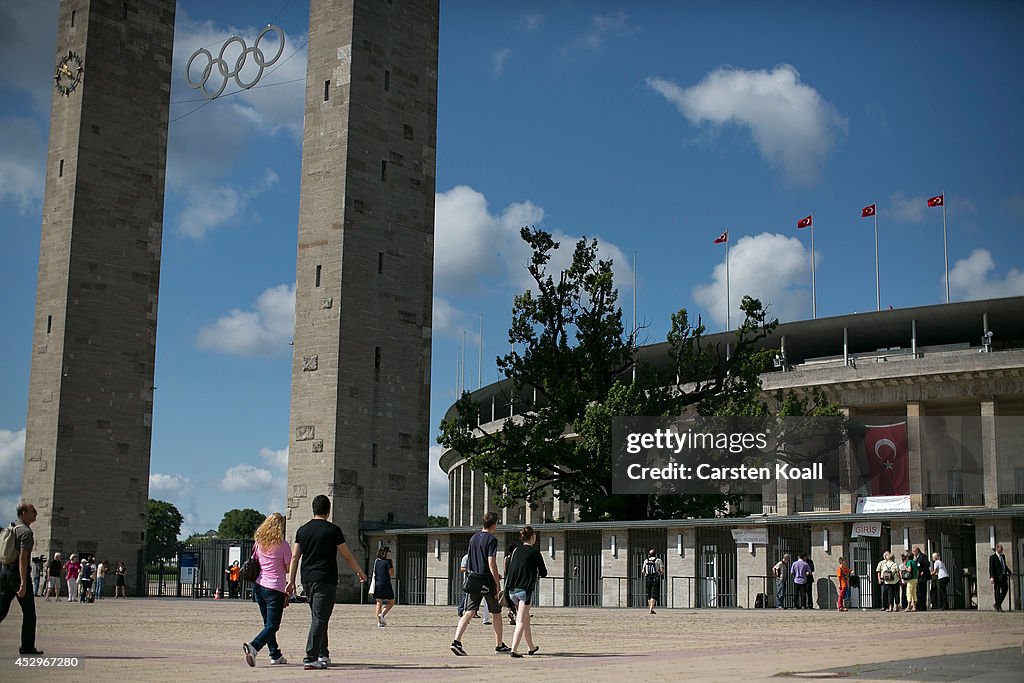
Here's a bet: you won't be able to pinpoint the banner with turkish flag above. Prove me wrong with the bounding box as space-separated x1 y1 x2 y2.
797 215 813 229
861 204 876 218
863 422 909 496
713 231 728 244
927 194 944 207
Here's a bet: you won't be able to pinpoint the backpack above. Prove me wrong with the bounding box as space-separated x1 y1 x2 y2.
643 557 659 576
0 523 24 565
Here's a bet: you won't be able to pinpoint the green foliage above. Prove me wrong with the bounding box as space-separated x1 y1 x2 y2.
217 508 265 540
182 529 219 545
427 515 449 527
438 227 839 522
146 499 183 562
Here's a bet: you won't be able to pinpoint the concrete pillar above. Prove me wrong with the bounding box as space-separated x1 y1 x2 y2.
840 407 856 513
670 528 698 608
980 398 999 508
907 401 925 510
735 541 765 609
975 519 1012 611
810 522 846 609
601 530 628 608
537 530 564 608
427 533 449 606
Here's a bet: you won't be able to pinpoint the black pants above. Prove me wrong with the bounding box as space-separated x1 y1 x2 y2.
0 565 37 653
993 577 1009 610
303 582 336 662
916 579 928 610
932 577 949 609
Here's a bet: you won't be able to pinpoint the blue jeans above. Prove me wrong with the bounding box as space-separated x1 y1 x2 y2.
303 582 335 662
775 578 786 607
251 584 286 660
94 577 104 598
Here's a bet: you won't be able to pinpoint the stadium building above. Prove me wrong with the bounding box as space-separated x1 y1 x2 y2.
366 296 1024 611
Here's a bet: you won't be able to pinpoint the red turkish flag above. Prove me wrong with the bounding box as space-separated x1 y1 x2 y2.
927 194 944 207
797 215 813 229
863 422 909 496
713 231 728 244
861 204 876 218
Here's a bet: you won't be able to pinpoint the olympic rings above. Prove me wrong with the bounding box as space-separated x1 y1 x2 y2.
185 25 285 100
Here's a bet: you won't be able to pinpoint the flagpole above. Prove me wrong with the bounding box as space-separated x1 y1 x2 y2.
810 215 817 319
632 250 637 383
725 237 731 330
942 191 949 303
478 313 483 389
874 203 880 311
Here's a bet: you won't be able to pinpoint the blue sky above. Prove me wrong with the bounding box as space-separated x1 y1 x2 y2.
2 1 1023 535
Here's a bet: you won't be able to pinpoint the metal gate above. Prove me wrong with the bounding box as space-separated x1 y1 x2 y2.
397 536 426 605
629 528 667 608
564 530 602 607
849 534 881 609
927 518 974 609
447 533 472 605
696 527 736 607
770 524 810 608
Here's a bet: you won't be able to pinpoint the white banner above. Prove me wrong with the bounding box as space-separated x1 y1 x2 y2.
731 528 768 545
851 521 883 538
856 495 911 514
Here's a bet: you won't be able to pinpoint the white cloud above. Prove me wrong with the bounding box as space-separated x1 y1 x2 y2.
0 117 46 211
886 192 929 223
433 296 471 341
428 445 449 518
492 48 510 75
0 428 26 521
585 11 632 49
521 13 544 32
197 283 295 356
174 168 278 239
0 1 59 112
693 232 813 327
259 446 288 473
220 463 274 493
149 473 191 497
433 185 633 297
950 249 1024 301
647 65 846 185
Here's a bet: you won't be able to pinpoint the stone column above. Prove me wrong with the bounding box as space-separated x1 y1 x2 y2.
907 401 925 510
670 528 698 608
537 530 564 607
810 523 845 609
735 541 765 609
980 398 999 508
975 519 1012 611
840 407 856 513
601 530 629 608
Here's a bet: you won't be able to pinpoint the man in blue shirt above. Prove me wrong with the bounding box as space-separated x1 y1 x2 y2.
450 512 508 655
791 554 811 609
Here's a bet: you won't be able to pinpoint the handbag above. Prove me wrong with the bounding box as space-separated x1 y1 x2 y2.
367 575 376 597
241 550 260 583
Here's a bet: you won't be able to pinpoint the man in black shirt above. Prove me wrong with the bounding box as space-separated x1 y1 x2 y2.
912 547 930 611
989 544 1011 612
286 495 366 670
450 512 507 655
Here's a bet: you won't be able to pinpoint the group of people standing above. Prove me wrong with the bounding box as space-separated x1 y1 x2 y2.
772 553 817 609
36 554 127 601
874 548 949 612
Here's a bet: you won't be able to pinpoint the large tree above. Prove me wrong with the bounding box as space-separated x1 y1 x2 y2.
146 499 183 562
439 227 837 521
217 508 265 539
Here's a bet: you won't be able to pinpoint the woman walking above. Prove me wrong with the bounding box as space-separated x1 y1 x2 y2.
372 546 396 627
836 557 850 611
242 512 292 667
505 525 548 658
114 561 127 597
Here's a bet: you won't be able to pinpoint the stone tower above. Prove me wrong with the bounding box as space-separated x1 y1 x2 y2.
287 0 438 599
22 0 175 591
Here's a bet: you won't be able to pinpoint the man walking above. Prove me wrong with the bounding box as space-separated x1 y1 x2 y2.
285 495 367 670
450 512 508 655
0 502 43 655
641 549 664 614
988 544 1011 612
772 553 791 609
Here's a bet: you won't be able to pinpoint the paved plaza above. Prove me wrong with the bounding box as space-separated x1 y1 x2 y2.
2 598 1022 681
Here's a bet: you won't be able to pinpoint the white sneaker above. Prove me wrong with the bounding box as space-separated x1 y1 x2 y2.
270 656 287 665
317 656 331 666
377 614 386 627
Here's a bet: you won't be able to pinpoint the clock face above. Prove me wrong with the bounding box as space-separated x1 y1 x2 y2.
55 51 83 96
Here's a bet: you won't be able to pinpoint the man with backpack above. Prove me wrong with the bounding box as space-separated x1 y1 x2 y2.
0 502 43 655
641 549 664 614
